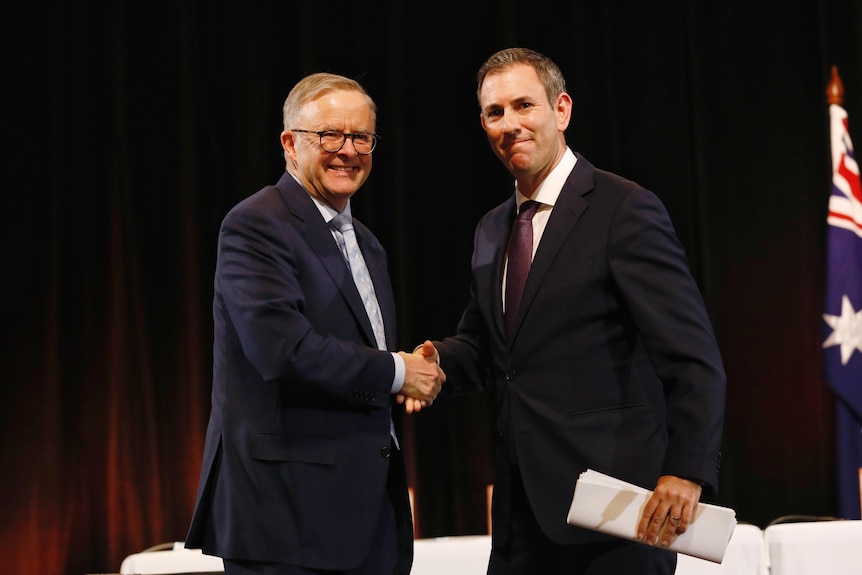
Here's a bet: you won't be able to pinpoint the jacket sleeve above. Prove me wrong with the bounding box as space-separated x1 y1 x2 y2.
216 199 395 403
608 187 726 490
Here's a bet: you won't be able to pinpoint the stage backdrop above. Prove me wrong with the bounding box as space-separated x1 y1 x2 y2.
3 1 860 574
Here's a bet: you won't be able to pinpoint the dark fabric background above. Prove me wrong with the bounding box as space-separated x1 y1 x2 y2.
3 1 860 573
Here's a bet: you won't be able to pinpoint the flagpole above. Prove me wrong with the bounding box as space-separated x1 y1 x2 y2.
827 65 844 106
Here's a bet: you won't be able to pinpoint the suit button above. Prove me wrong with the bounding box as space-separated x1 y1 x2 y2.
380 446 391 458
505 371 516 381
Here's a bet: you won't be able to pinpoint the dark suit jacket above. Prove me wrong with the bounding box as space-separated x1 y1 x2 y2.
186 172 413 573
436 153 726 547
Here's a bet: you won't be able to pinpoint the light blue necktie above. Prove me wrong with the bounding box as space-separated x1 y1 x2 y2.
330 213 387 350
331 213 399 448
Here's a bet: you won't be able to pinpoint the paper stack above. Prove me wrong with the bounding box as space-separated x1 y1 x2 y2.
566 469 736 563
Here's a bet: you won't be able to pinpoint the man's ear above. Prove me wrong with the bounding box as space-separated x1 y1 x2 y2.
556 92 573 131
281 130 297 161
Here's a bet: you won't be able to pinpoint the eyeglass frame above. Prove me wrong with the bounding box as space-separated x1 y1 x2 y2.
290 129 380 155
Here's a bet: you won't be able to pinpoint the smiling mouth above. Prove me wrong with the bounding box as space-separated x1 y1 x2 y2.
505 140 532 152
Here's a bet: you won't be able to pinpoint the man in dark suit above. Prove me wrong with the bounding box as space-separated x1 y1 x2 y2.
185 72 444 575
414 48 726 574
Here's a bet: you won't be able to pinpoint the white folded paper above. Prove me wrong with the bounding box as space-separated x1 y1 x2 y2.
566 469 737 563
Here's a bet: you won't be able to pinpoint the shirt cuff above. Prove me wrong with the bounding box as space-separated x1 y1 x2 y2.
390 352 405 393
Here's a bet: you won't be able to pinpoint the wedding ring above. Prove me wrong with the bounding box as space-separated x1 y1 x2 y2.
669 516 681 522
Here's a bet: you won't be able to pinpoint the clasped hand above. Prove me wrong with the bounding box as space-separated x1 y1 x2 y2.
396 340 443 414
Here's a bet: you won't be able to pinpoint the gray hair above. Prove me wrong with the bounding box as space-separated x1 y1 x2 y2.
282 72 376 130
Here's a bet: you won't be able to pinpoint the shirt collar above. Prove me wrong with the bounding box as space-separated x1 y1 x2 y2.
289 172 352 223
514 147 577 209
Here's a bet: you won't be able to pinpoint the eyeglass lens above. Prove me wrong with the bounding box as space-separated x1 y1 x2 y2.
319 131 376 154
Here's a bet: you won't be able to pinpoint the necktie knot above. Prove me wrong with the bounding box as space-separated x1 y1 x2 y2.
330 213 354 234
518 200 539 220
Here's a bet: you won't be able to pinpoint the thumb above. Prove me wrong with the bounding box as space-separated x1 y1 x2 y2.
420 340 438 360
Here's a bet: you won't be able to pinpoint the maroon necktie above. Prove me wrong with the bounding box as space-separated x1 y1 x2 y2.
505 200 539 336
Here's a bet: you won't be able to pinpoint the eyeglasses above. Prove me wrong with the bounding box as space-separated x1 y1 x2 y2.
291 129 379 155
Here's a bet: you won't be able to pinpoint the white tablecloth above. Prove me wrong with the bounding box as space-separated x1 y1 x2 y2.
412 525 767 575
764 520 862 575
412 535 491 575
126 522 862 575
675 522 763 575
119 543 224 574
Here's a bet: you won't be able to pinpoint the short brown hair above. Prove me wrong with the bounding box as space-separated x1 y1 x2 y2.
477 48 567 106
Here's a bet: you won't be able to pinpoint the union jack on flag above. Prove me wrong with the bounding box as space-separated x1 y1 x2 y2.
823 98 862 519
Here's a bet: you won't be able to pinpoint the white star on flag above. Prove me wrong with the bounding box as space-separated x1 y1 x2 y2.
822 294 862 365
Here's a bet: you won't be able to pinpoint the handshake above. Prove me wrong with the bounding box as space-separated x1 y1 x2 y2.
396 340 444 414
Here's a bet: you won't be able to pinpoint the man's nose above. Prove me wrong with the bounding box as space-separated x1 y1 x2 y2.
500 108 520 132
338 136 359 155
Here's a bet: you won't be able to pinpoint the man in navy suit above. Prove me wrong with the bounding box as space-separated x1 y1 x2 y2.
414 48 726 574
186 72 444 575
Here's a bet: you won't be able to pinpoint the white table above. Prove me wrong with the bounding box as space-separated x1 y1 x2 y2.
412 535 492 575
412 525 767 575
115 525 785 575
675 522 763 575
119 543 224 574
764 520 862 575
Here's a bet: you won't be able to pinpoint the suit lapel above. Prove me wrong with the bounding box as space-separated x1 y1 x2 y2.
491 200 518 340
275 174 379 349
509 157 593 341
354 222 396 350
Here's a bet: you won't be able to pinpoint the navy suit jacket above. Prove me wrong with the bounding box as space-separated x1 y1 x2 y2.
436 153 726 546
186 172 413 572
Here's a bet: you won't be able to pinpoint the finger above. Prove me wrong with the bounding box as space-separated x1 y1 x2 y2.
409 397 430 413
647 509 671 545
669 509 685 534
640 496 672 545
637 496 663 540
660 515 681 547
637 509 654 540
421 340 436 358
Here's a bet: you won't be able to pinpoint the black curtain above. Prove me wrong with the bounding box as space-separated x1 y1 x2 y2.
3 1 860 574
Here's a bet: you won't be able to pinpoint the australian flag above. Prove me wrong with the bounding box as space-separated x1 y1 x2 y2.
823 98 862 519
